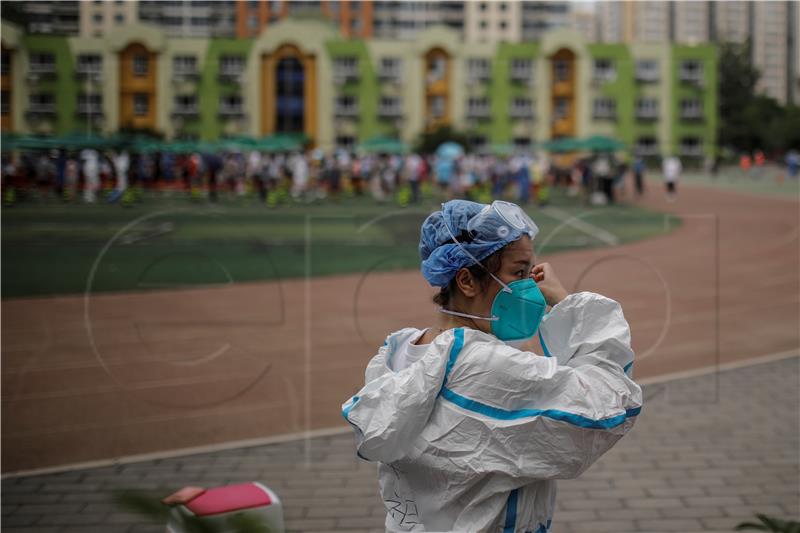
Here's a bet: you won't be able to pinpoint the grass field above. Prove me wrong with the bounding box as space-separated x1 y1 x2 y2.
2 188 679 298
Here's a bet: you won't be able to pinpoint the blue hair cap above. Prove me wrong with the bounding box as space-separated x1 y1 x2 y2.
419 200 530 288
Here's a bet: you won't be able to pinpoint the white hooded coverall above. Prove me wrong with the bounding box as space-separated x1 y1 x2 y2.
342 292 643 532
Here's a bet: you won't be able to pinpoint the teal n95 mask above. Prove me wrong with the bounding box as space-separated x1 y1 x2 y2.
437 201 548 344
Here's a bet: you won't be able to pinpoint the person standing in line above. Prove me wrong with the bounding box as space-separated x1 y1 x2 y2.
662 154 682 202
633 154 645 197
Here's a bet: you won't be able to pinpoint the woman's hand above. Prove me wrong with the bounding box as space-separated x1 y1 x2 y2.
531 262 569 307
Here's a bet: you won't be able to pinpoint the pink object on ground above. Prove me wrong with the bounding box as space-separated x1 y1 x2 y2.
162 486 207 505
183 482 273 517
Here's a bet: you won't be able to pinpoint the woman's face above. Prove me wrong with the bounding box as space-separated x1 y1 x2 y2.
470 236 536 333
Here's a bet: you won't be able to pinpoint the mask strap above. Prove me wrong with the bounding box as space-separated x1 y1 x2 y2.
440 204 512 294
438 307 499 322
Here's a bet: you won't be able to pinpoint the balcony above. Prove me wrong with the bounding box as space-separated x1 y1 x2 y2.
466 107 490 119
333 70 359 85
219 106 244 118
635 109 658 121
334 105 359 118
378 105 403 118
76 104 104 116
635 70 659 83
75 65 103 81
378 67 401 82
510 70 533 84
679 107 704 121
27 66 57 81
26 105 56 118
679 144 703 157
172 69 200 83
679 70 703 85
510 107 534 120
172 106 199 118
218 70 244 84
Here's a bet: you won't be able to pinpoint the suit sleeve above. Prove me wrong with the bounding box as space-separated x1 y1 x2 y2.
439 293 642 481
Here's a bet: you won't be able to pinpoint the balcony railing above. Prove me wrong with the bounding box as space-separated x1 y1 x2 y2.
334 105 359 117
509 107 534 119
172 106 199 117
680 109 704 120
635 109 658 120
219 105 244 117
466 107 490 119
378 105 403 118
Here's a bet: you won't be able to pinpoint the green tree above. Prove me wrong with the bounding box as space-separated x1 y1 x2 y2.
718 40 761 152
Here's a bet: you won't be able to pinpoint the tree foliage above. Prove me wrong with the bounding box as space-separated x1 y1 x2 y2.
718 40 800 153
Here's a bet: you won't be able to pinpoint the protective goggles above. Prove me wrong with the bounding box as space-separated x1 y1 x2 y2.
463 201 539 243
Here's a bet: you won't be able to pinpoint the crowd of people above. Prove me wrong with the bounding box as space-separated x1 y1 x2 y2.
2 144 796 207
0 145 645 207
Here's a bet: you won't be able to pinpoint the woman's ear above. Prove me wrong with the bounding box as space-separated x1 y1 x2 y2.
454 268 479 298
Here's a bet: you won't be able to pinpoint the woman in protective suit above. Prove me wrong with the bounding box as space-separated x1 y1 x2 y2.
342 199 642 532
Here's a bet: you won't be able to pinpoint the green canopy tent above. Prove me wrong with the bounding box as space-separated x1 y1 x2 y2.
579 135 626 152
358 136 408 155
541 137 581 153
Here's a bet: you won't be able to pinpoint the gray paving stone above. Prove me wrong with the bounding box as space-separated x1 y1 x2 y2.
0 356 796 532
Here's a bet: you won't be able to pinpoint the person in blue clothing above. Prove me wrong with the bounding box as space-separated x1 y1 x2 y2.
343 199 643 532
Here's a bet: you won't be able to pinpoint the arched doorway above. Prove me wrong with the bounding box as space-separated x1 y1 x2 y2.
424 48 450 132
261 44 316 141
550 48 576 139
119 42 157 130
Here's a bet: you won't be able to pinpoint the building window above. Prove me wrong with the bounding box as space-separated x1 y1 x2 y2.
336 135 355 150
635 59 659 82
510 97 533 118
592 98 616 119
635 136 658 156
379 96 401 116
77 54 102 77
513 136 531 149
220 94 243 115
468 135 487 151
499 2 507 10
173 55 197 75
679 59 703 83
115 14 125 24
554 59 569 82
29 93 55 112
333 56 359 80
29 52 56 74
93 13 103 23
499 21 507 30
680 98 703 119
554 98 569 120
78 93 103 114
1 51 10 76
174 94 197 114
679 136 703 156
593 58 616 82
466 97 489 118
479 2 487 11
467 58 490 82
1 90 10 115
133 93 149 116
635 98 658 119
510 58 532 82
480 20 487 29
335 95 358 116
133 54 148 76
426 56 446 84
219 55 245 76
248 14 258 29
430 95 445 118
379 57 402 80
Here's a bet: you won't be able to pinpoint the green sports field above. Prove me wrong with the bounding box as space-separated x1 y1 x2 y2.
2 190 679 298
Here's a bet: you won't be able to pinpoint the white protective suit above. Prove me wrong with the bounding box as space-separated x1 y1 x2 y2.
342 291 642 532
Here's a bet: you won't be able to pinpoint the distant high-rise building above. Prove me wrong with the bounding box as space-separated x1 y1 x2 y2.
673 1 709 44
519 2 571 42
752 1 792 103
570 8 598 43
3 1 80 35
598 1 669 43
713 1 751 43
138 0 236 38
465 1 520 43
80 0 139 37
372 1 464 40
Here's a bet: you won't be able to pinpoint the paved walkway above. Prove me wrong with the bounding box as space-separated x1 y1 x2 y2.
3 355 798 533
